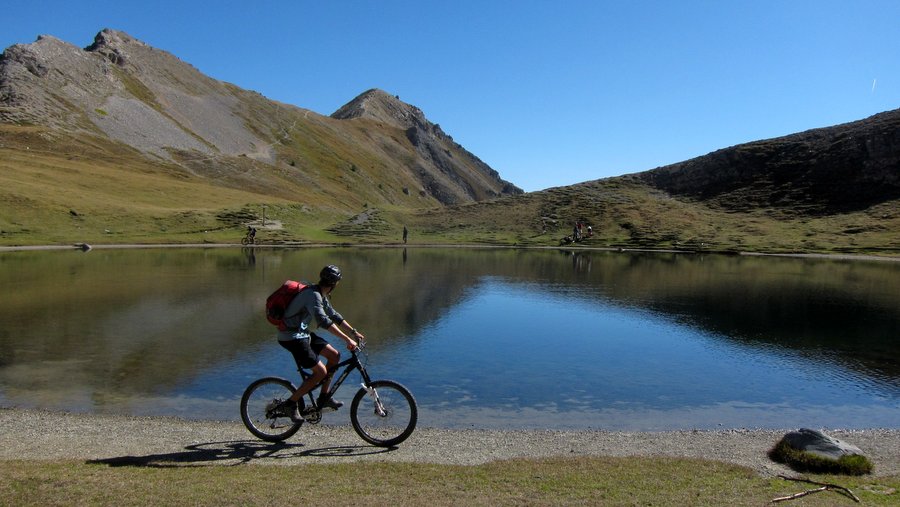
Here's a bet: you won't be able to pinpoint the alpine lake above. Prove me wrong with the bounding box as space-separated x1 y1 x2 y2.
1 246 898 431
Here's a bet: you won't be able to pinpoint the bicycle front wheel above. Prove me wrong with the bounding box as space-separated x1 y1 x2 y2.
240 377 302 442
350 380 417 447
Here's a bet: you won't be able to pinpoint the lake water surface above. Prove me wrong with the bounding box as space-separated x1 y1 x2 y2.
1 247 898 430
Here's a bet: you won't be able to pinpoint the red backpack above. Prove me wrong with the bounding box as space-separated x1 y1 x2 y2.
265 280 307 331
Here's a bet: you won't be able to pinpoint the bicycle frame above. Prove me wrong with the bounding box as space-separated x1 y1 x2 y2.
298 349 374 409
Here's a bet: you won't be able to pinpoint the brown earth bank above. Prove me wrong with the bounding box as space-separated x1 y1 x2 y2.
1 408 898 477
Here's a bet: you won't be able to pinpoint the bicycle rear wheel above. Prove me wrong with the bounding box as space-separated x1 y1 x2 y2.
350 380 417 447
240 377 302 442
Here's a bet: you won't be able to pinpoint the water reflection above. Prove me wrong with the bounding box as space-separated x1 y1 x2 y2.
0 247 897 429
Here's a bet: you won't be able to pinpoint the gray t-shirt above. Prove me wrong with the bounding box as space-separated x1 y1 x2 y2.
277 285 344 341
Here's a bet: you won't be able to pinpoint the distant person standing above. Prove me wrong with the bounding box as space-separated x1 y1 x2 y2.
402 225 408 244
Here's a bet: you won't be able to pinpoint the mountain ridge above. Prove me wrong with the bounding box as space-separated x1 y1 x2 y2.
0 29 521 208
635 108 900 214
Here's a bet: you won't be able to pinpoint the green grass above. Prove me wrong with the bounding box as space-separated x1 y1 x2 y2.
2 457 898 506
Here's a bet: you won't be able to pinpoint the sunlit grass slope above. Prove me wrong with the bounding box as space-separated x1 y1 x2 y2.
2 122 897 254
0 114 426 246
398 178 900 255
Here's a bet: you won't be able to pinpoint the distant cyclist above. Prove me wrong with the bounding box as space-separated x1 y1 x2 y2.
277 265 363 421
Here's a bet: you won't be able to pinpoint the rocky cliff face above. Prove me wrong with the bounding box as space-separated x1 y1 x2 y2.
0 30 520 206
635 109 900 214
332 89 521 203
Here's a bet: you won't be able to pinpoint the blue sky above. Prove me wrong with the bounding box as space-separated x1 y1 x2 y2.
4 1 898 192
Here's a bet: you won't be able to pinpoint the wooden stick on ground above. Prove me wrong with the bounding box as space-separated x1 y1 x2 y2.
772 474 861 504
772 486 828 503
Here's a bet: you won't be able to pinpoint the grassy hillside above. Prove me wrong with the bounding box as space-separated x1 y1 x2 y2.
397 109 900 256
398 178 900 255
0 125 321 245
2 123 897 255
0 115 427 246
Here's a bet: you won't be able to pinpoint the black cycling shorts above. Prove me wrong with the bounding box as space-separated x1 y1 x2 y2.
279 334 329 370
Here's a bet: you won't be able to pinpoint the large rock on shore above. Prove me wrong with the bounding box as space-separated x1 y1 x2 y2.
769 428 873 475
782 428 863 461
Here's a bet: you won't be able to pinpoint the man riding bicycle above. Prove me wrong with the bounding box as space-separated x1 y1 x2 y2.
277 265 363 422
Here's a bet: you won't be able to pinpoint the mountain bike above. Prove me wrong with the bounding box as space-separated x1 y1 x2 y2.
240 342 417 447
240 232 255 245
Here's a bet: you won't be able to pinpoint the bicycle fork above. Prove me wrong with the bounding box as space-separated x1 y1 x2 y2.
363 384 388 417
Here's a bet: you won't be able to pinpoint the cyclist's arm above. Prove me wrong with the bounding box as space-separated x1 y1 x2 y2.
316 293 361 349
326 323 359 351
339 320 364 341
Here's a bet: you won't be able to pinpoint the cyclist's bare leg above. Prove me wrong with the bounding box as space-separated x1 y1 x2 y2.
288 361 327 403
318 344 341 397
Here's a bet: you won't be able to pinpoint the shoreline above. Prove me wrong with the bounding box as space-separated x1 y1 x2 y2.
2 408 898 476
0 242 897 262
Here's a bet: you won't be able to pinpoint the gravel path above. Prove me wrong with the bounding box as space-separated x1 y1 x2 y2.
2 408 898 476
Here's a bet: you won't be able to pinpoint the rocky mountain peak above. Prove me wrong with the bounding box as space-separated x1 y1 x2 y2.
332 88 523 202
87 28 143 49
1 29 274 161
84 28 147 66
332 89 430 131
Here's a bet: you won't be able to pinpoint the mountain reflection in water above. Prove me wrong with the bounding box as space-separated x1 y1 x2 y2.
0 247 897 430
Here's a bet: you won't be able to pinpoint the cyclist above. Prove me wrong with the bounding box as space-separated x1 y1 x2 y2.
277 265 363 422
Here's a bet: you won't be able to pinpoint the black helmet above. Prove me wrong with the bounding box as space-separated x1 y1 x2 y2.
319 264 342 285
